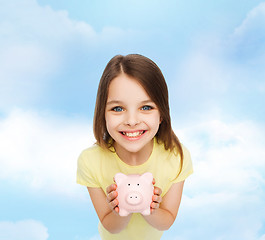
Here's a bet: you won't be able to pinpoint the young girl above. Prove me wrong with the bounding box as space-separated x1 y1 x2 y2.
77 54 193 239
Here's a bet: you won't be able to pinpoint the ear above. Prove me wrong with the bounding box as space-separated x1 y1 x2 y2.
140 172 153 184
114 173 127 185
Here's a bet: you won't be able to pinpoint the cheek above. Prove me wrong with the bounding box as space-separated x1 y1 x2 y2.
105 114 112 131
153 112 162 125
148 114 161 130
105 114 120 131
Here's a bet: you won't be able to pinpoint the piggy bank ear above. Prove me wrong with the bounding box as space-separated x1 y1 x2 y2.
114 173 127 185
140 172 153 184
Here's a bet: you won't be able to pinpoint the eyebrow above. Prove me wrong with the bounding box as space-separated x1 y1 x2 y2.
106 100 154 105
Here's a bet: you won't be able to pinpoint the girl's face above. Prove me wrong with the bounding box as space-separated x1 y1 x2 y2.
105 73 161 157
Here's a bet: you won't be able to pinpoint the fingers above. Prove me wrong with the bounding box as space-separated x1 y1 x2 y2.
151 201 160 209
152 194 162 204
114 206 119 213
153 186 162 196
108 197 119 210
150 186 162 213
152 178 156 185
106 183 117 194
106 189 118 203
152 191 162 209
106 184 119 213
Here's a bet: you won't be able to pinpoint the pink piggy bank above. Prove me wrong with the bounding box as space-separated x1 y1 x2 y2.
114 172 154 217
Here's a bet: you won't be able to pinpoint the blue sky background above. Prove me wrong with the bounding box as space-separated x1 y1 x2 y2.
0 0 265 239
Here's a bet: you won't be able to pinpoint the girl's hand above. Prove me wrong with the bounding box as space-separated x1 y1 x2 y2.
106 183 119 214
151 178 162 214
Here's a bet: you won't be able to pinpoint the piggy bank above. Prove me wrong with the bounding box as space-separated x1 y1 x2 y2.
114 172 154 216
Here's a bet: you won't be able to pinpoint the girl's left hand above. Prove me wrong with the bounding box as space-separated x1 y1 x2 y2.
151 178 162 214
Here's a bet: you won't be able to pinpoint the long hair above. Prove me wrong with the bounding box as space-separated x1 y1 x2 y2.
93 54 183 168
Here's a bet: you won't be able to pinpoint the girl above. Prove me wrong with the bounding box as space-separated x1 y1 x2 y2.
77 54 193 239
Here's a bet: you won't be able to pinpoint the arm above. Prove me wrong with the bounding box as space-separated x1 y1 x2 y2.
87 184 132 234
143 180 185 231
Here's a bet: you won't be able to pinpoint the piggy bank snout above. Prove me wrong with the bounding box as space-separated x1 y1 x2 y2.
125 191 143 205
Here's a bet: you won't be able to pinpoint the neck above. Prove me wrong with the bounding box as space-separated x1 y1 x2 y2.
114 139 154 166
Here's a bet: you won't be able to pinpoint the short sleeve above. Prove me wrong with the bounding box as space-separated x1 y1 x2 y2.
172 145 193 183
76 149 100 188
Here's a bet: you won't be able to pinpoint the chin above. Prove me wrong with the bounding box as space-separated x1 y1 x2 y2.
117 139 153 153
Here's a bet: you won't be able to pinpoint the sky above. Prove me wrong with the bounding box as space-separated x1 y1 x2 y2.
0 0 265 239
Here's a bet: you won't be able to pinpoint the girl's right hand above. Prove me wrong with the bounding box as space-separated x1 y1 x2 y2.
106 183 119 213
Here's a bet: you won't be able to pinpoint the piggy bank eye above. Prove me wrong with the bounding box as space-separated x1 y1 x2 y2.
137 184 140 186
128 183 130 186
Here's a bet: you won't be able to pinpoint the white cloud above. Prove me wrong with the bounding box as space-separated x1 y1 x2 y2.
1 108 264 239
0 108 95 197
0 43 59 109
0 219 49 240
176 47 229 93
0 0 97 44
229 2 265 64
169 117 265 239
172 34 233 115
233 2 265 41
0 0 133 111
172 2 265 120
89 235 101 240
162 4 265 237
74 234 101 240
259 234 265 240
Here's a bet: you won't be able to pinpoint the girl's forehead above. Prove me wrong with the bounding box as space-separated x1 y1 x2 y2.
107 74 151 101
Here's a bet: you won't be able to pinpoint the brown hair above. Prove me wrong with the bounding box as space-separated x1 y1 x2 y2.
93 54 183 168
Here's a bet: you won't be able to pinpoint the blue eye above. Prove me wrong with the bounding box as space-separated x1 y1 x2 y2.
141 105 152 111
112 106 123 112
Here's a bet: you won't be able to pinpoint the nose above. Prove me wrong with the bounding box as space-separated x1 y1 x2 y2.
124 110 140 126
126 192 142 205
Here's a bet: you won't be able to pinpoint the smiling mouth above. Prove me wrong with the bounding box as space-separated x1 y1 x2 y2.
120 130 146 137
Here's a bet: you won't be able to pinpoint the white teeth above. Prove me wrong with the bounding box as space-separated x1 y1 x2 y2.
122 131 144 137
